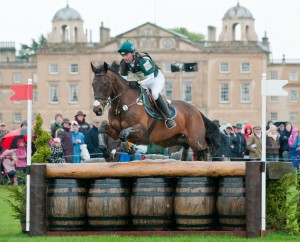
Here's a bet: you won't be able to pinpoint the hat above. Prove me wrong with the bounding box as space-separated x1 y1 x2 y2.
20 120 27 128
212 120 220 127
53 137 61 143
62 118 71 125
71 120 79 126
253 125 261 130
0 123 6 126
75 111 86 117
226 123 233 129
93 117 101 123
236 123 243 129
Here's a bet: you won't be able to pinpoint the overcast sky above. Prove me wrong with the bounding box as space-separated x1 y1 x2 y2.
0 0 299 60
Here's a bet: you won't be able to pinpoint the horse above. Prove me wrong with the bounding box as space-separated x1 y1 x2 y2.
91 61 220 161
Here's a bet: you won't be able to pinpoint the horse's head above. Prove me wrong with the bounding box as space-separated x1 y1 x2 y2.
91 62 112 116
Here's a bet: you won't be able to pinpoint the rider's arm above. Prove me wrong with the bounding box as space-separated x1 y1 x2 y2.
139 72 154 85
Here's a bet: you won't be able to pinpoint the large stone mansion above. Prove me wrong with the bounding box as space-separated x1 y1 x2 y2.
0 3 299 130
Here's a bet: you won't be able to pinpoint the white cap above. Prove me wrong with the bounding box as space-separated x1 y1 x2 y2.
72 120 79 126
53 137 61 143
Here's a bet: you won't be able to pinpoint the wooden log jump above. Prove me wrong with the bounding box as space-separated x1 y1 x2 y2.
46 161 246 178
29 161 262 238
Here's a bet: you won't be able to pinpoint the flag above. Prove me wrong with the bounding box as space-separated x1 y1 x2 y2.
10 84 33 100
261 79 288 96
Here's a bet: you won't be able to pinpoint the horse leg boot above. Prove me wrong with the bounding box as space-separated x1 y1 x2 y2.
156 94 176 129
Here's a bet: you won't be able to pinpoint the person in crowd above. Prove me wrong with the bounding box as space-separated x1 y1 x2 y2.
288 127 300 170
0 123 9 139
266 120 274 131
277 122 285 135
20 120 27 129
15 139 27 185
146 143 169 156
118 40 176 129
243 123 253 157
231 123 247 161
86 118 102 158
131 144 147 160
280 122 293 161
56 118 73 163
15 139 27 173
49 138 66 163
266 124 280 162
74 111 90 136
223 123 235 160
1 149 17 185
247 125 262 161
50 113 63 138
212 120 231 161
71 121 85 163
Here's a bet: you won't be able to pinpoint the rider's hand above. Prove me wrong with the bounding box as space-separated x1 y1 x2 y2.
138 80 143 85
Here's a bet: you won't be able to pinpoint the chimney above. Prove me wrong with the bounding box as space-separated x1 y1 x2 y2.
207 26 216 42
100 22 110 43
262 31 270 50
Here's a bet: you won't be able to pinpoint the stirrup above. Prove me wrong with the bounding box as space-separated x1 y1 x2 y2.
165 119 176 129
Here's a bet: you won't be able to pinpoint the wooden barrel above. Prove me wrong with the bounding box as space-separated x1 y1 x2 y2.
216 177 246 230
87 179 131 230
47 179 87 231
174 177 216 230
130 178 175 230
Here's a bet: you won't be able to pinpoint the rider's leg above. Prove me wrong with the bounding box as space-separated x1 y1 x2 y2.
155 94 176 129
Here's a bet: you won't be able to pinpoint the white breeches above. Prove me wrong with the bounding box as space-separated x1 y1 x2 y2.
141 71 165 100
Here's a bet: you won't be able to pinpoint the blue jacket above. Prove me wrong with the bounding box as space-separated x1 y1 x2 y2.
71 131 85 163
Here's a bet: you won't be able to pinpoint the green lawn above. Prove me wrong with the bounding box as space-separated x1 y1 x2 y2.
0 185 298 242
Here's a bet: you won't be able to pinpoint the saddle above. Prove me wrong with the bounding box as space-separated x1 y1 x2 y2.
139 88 177 120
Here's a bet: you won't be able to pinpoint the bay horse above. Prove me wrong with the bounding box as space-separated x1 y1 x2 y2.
91 62 219 161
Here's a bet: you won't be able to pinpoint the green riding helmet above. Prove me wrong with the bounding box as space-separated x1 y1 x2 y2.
118 41 136 55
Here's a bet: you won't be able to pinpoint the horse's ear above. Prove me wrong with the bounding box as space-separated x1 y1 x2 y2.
91 62 96 73
104 62 109 72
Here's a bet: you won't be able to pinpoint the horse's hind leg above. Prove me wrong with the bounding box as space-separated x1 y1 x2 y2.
195 149 211 161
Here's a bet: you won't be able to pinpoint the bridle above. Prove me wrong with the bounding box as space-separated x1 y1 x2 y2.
93 72 130 109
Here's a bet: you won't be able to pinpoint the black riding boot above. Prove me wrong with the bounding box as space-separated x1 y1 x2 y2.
156 94 176 129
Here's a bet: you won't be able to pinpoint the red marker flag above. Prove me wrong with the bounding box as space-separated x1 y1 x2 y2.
10 84 33 100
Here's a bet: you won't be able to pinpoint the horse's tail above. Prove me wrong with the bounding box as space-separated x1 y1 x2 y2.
200 112 220 155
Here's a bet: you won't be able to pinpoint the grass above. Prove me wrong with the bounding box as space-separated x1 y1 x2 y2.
0 186 299 242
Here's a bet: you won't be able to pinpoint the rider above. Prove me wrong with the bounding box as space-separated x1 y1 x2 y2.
118 40 176 129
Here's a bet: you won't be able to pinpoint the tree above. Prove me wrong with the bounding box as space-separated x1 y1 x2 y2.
18 35 47 60
32 113 51 163
170 27 204 42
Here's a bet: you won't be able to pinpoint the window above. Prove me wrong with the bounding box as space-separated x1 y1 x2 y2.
13 100 22 104
270 71 278 80
240 63 250 73
183 82 192 102
290 90 298 102
33 90 38 103
219 83 229 103
240 83 251 103
163 62 172 73
165 82 173 100
290 112 298 122
270 96 278 102
219 63 229 73
270 112 278 121
289 71 298 81
69 84 79 103
13 113 22 123
32 73 38 83
49 64 58 74
49 85 59 103
13 73 22 83
142 28 153 36
69 64 79 74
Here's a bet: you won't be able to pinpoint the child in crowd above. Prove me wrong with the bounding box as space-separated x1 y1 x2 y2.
288 128 300 170
49 138 66 163
1 149 18 185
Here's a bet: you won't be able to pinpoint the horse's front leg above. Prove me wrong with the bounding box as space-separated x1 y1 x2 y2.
119 124 145 153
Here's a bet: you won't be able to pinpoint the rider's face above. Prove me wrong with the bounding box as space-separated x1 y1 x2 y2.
121 53 134 63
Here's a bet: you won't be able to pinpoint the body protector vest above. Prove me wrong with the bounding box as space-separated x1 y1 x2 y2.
120 52 159 82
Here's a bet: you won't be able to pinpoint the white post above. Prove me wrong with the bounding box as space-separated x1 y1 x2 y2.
261 73 267 231
26 79 33 232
